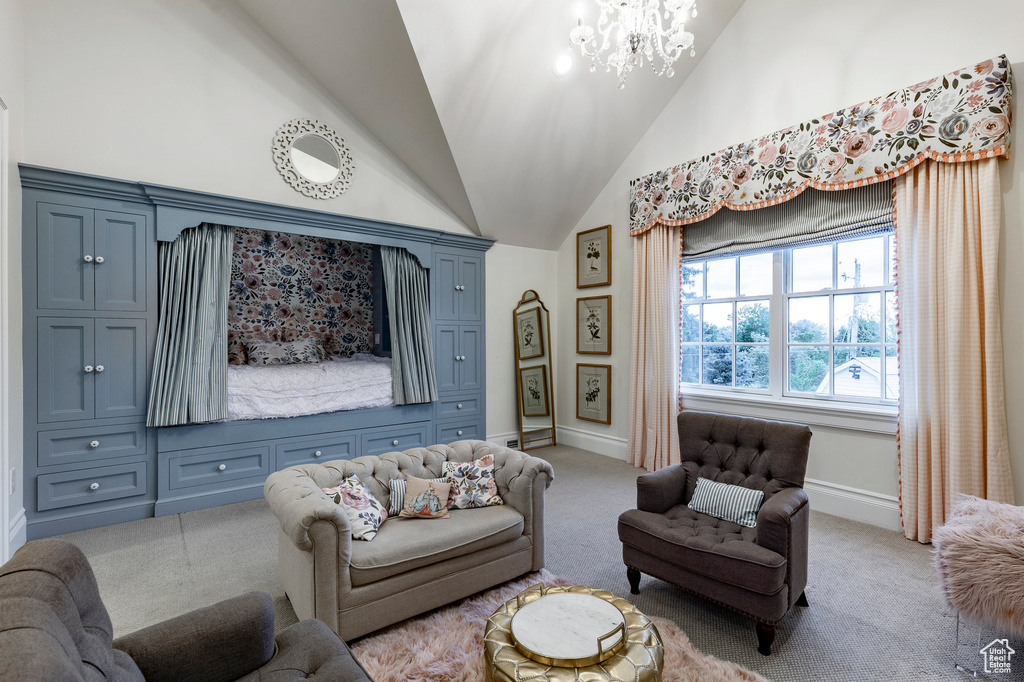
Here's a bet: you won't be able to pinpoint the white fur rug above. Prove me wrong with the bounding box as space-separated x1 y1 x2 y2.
349 570 766 682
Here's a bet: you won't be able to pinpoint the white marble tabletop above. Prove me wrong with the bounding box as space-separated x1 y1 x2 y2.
510 592 626 661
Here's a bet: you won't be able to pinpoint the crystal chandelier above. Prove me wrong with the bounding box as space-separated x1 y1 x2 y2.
569 0 697 89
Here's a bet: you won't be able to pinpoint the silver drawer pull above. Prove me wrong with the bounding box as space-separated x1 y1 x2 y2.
89 482 99 491
454 285 459 290
314 450 322 457
457 403 463 409
217 464 227 471
83 254 93 263
95 365 105 373
94 256 105 264
89 440 100 448
84 365 94 373
457 430 463 436
392 440 399 446
460 355 467 361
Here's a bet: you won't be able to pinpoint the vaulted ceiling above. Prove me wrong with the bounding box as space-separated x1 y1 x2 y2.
236 0 745 250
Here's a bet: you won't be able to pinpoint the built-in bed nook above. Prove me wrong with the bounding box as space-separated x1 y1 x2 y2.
224 229 393 422
20 165 493 537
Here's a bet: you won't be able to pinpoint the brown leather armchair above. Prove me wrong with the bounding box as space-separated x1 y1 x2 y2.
0 538 373 682
618 410 812 655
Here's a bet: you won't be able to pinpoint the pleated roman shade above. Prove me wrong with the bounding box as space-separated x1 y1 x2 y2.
682 181 894 260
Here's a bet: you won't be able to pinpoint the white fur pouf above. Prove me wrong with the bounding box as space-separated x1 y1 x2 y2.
933 495 1024 639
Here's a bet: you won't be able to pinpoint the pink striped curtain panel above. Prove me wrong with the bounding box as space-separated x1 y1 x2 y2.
628 226 681 471
894 157 1013 542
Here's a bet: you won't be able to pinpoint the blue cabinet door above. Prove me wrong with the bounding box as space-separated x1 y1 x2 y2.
95 319 147 419
459 326 482 392
38 318 95 423
37 204 94 311
435 325 459 393
433 252 459 321
95 210 147 312
458 255 482 321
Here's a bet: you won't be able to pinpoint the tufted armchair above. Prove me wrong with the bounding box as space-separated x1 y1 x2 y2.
265 440 553 640
0 538 372 682
618 410 812 655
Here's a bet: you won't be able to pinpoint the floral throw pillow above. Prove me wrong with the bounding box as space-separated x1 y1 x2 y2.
246 337 322 366
399 476 451 519
442 455 503 510
323 475 388 541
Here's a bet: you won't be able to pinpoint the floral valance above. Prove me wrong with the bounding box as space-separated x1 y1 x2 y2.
629 55 1013 235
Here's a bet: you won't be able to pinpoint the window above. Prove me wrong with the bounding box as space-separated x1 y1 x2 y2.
680 233 897 406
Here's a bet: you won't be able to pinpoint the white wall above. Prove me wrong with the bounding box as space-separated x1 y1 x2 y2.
22 0 471 235
555 0 1024 525
0 0 26 558
485 243 559 440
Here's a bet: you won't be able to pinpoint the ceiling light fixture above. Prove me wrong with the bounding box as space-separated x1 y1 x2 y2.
552 50 574 77
569 0 697 89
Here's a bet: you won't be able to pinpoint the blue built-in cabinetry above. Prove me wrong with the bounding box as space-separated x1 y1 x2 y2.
23 189 158 536
20 165 493 537
432 248 485 444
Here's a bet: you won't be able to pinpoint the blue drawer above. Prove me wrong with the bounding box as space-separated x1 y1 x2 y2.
167 445 270 491
38 423 147 468
37 462 147 511
436 394 482 420
359 423 429 457
276 434 356 469
435 420 484 444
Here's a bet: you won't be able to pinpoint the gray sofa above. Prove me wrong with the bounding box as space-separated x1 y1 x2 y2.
618 410 812 655
0 538 371 682
265 440 554 640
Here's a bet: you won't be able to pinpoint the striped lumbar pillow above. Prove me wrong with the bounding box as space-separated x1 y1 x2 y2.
388 477 450 516
688 477 765 528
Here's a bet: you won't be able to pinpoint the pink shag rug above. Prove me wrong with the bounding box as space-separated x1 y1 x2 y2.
349 570 766 682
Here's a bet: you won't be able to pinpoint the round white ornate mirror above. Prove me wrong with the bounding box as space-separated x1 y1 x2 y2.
273 118 354 199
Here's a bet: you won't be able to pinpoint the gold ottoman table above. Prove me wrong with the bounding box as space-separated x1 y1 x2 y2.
484 584 664 682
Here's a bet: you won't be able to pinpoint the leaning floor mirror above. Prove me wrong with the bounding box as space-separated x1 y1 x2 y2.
513 290 556 450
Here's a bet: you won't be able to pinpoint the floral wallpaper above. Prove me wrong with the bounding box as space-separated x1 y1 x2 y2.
228 227 373 359
630 55 1013 235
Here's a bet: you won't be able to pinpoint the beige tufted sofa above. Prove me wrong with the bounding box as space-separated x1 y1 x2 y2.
265 440 554 640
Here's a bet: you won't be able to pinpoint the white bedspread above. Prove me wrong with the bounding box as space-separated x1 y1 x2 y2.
227 353 394 421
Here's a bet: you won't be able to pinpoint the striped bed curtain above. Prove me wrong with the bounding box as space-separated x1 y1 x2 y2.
381 246 437 405
147 224 235 427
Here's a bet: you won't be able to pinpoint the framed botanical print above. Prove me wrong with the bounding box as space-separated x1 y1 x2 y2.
514 307 544 360
577 225 611 288
576 364 611 424
576 295 611 355
518 365 550 417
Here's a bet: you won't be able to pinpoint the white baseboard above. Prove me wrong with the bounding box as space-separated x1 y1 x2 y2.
486 431 520 448
8 507 26 554
555 424 627 461
803 478 901 531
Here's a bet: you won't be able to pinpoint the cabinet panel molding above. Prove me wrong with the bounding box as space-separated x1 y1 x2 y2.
94 319 147 419
37 317 95 423
95 210 147 312
37 203 94 311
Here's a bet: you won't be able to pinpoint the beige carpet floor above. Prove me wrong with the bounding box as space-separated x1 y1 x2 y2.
55 444 1018 681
